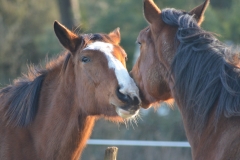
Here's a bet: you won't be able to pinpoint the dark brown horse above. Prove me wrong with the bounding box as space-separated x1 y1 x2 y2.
0 21 141 160
131 0 240 159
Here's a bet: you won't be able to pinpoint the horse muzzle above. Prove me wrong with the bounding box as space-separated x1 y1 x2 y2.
115 106 139 119
113 87 141 119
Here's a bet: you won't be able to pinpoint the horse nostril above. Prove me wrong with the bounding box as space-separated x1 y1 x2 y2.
132 96 140 106
116 87 131 103
116 87 140 106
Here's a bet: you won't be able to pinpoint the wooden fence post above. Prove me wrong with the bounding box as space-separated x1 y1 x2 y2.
104 147 118 160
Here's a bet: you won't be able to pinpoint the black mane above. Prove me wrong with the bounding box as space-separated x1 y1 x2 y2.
0 52 71 127
162 8 240 130
0 32 105 127
0 68 46 127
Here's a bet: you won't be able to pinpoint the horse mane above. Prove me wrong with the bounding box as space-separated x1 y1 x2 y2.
0 33 109 127
0 52 71 127
161 8 240 130
0 31 115 128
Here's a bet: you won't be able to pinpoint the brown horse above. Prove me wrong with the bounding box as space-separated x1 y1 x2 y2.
131 0 240 159
0 21 141 160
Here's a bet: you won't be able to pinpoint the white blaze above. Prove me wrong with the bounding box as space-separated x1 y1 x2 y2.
83 42 139 99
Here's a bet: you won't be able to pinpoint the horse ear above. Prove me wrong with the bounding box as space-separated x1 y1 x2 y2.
54 21 81 53
143 0 161 24
189 0 210 25
109 27 121 44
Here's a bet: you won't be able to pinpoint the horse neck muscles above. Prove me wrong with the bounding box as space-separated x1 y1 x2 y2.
31 63 96 160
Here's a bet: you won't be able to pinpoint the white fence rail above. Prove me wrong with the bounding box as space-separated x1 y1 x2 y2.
87 139 190 148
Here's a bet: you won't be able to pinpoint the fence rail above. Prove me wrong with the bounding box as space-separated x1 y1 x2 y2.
87 139 190 147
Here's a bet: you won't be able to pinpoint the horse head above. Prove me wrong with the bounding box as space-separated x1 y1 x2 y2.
131 0 209 109
54 21 141 120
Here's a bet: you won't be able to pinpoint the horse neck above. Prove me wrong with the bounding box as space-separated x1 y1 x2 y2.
33 60 96 159
179 104 240 159
177 106 213 158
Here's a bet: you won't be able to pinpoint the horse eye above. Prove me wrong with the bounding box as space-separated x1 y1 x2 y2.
81 56 90 63
137 41 141 45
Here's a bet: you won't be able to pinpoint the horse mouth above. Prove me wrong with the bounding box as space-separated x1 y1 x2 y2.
115 106 139 119
110 95 140 119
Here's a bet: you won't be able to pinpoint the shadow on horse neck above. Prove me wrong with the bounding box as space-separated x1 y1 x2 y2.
0 21 141 160
131 0 240 159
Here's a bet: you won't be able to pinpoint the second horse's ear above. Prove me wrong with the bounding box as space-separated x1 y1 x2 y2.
189 0 210 25
54 21 82 53
143 0 161 25
108 27 121 45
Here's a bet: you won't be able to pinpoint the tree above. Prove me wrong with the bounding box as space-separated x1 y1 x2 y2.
56 0 81 29
0 0 60 84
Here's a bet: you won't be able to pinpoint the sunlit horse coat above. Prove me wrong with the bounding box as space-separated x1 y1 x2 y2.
0 21 141 160
131 0 240 159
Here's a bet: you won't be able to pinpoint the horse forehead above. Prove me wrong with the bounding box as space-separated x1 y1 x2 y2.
83 41 130 84
84 41 112 49
83 41 114 56
83 41 125 61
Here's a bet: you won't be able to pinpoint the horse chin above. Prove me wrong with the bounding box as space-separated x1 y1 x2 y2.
138 89 157 109
109 98 140 119
141 101 152 109
115 107 139 119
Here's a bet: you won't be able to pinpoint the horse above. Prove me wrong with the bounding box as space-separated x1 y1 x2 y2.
0 21 141 160
131 0 240 159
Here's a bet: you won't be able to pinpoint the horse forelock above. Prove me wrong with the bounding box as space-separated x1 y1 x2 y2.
161 8 240 131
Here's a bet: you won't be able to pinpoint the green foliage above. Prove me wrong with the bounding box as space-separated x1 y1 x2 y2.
1 0 239 83
210 0 232 9
226 0 240 44
0 0 60 85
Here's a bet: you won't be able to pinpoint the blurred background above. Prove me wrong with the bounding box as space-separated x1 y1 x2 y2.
0 0 240 159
